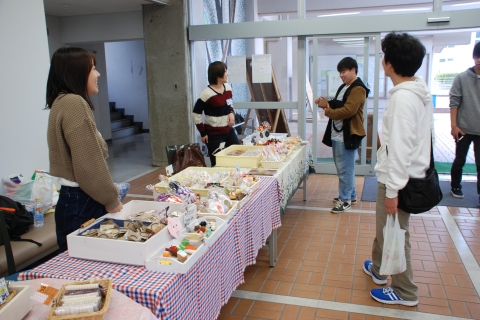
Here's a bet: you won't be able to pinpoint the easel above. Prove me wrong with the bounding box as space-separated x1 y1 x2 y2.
241 58 290 136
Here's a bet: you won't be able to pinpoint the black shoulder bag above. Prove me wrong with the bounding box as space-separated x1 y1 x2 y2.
397 137 443 214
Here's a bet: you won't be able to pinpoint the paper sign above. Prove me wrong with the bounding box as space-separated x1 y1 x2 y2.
227 55 246 83
184 204 197 227
167 217 182 238
252 54 272 83
219 142 226 150
166 165 173 177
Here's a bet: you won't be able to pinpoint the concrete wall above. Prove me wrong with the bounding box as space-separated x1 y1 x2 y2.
0 0 50 183
106 40 149 129
143 1 193 166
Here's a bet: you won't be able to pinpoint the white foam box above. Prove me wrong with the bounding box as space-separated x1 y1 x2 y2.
214 145 265 168
0 285 33 320
185 216 228 247
145 235 208 274
154 167 234 197
197 201 239 221
67 200 185 266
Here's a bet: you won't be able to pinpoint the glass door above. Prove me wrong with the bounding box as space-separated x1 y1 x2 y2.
309 34 381 175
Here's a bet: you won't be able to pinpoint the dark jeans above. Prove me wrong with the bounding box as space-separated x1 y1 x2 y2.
55 186 107 252
451 133 480 194
206 129 240 167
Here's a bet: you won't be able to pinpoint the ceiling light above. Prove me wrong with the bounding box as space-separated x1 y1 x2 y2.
317 12 360 18
383 8 429 12
452 1 480 6
147 0 171 4
333 38 364 42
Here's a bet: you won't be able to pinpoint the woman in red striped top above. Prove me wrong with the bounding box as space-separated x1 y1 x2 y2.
193 61 239 166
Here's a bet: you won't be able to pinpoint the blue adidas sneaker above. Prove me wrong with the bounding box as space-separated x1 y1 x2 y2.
370 287 418 306
363 260 387 285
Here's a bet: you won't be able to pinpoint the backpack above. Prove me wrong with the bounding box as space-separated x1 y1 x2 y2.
0 195 42 246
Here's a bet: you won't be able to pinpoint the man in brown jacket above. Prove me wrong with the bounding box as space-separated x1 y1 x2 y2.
316 57 370 213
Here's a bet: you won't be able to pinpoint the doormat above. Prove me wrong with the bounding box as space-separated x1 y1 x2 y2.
435 162 477 174
361 177 479 208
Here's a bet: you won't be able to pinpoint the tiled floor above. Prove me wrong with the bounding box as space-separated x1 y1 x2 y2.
120 167 480 319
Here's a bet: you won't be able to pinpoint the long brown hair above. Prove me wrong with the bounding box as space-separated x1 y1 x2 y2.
45 47 97 109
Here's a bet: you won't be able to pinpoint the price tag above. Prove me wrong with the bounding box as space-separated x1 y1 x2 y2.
184 204 198 226
219 142 226 150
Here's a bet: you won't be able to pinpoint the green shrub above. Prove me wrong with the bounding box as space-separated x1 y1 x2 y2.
434 73 459 84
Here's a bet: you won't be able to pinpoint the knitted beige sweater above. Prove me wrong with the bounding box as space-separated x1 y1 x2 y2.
47 94 120 210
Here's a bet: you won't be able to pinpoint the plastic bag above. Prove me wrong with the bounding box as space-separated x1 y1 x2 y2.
2 171 53 212
379 213 406 275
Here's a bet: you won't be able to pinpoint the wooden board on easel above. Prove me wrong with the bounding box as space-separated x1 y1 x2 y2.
244 58 290 135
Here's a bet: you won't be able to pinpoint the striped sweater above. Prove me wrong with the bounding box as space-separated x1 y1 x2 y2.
193 84 234 138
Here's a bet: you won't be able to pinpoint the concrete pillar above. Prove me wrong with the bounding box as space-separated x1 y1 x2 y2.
143 1 193 167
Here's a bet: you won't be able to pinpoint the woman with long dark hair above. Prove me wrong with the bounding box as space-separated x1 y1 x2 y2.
46 47 125 251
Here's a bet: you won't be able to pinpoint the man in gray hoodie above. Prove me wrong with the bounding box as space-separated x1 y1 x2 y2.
449 42 480 206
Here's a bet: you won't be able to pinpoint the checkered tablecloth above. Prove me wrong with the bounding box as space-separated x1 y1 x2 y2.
19 177 281 319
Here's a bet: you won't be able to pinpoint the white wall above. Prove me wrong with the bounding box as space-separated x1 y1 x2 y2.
0 1 50 184
79 43 112 140
45 15 65 58
61 11 144 44
105 41 149 129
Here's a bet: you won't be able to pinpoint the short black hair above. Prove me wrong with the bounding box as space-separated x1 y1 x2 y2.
381 32 426 77
473 42 480 58
45 47 97 110
208 61 227 85
337 57 358 74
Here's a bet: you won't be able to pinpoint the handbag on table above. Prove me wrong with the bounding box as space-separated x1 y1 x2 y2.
171 143 206 174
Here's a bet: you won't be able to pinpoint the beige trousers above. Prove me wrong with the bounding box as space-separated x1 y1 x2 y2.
371 182 418 301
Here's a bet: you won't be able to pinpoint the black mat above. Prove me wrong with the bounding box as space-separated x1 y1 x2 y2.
361 177 479 208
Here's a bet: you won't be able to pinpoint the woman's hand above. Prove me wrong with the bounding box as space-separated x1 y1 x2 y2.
201 135 209 144
228 113 235 127
107 203 123 213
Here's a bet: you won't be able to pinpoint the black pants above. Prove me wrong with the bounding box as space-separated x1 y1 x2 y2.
451 133 480 194
206 129 239 167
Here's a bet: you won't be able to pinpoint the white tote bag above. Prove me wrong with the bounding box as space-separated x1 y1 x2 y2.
380 213 407 275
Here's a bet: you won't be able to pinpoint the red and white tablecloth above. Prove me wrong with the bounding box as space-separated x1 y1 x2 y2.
19 177 281 319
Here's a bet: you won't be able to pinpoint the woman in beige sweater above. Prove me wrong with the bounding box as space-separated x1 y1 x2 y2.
46 47 123 252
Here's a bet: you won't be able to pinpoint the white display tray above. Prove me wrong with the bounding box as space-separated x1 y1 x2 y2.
197 201 239 221
154 167 233 197
214 145 265 168
67 201 185 266
0 285 33 320
145 236 208 274
186 216 228 247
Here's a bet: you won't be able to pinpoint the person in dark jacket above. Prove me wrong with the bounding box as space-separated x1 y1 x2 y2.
316 57 369 213
449 42 480 205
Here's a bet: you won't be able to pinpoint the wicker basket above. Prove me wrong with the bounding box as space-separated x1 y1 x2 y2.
48 278 112 320
260 156 286 169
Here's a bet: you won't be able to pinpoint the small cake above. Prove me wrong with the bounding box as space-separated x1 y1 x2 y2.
177 250 188 263
169 245 178 257
185 244 197 254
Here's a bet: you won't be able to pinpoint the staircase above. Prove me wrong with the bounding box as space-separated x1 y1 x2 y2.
109 102 142 139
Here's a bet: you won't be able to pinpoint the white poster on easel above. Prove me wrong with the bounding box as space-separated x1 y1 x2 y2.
252 54 272 83
227 56 246 84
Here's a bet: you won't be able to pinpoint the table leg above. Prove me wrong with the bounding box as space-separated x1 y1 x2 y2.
303 173 307 201
269 229 277 267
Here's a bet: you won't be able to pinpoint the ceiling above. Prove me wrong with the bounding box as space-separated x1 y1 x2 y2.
43 0 153 17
